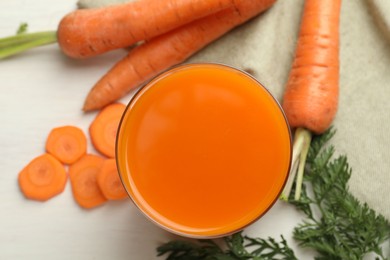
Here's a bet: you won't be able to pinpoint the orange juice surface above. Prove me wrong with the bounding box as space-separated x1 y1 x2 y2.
117 64 291 237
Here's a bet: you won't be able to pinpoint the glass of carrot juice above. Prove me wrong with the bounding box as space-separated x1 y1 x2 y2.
116 63 292 238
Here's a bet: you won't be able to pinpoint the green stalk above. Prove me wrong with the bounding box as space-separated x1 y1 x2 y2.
0 31 57 59
0 31 56 47
280 155 299 201
280 129 305 201
294 128 312 200
280 127 312 201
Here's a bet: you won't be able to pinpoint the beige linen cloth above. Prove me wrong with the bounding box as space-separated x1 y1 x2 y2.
78 0 390 220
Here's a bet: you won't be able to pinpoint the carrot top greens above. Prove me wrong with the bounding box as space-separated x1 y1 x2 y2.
157 129 390 260
158 233 297 260
0 23 56 60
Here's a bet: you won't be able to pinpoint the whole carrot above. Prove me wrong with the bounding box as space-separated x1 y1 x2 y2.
83 0 277 111
0 0 234 59
280 0 341 201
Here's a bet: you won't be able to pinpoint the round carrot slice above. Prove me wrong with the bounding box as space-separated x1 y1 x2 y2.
97 159 128 200
89 103 126 158
46 125 87 164
69 154 107 209
18 153 67 201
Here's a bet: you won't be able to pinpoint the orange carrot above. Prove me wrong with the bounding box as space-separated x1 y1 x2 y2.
18 153 67 201
69 154 107 209
280 0 341 201
89 103 126 158
45 125 87 164
97 159 128 200
282 0 340 134
57 0 235 59
83 0 277 111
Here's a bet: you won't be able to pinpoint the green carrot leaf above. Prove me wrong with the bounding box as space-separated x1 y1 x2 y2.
16 23 28 35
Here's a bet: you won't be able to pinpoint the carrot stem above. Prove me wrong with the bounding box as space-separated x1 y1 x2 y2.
294 128 312 201
280 127 312 201
280 154 300 201
0 31 57 59
0 31 55 47
280 128 306 201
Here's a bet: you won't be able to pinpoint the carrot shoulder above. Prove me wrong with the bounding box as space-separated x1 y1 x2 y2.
57 0 235 59
97 159 128 200
18 153 67 201
69 154 107 209
89 103 126 158
46 125 87 164
280 0 341 201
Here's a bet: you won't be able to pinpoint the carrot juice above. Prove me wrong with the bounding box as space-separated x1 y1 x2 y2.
116 63 291 238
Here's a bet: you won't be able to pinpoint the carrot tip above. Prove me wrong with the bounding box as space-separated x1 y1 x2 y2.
82 99 94 112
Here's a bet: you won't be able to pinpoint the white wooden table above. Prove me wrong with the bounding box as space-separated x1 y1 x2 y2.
0 1 375 259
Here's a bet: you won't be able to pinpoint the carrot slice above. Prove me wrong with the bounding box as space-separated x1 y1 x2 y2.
69 154 107 209
46 125 87 164
89 103 126 158
18 153 67 201
97 159 128 200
